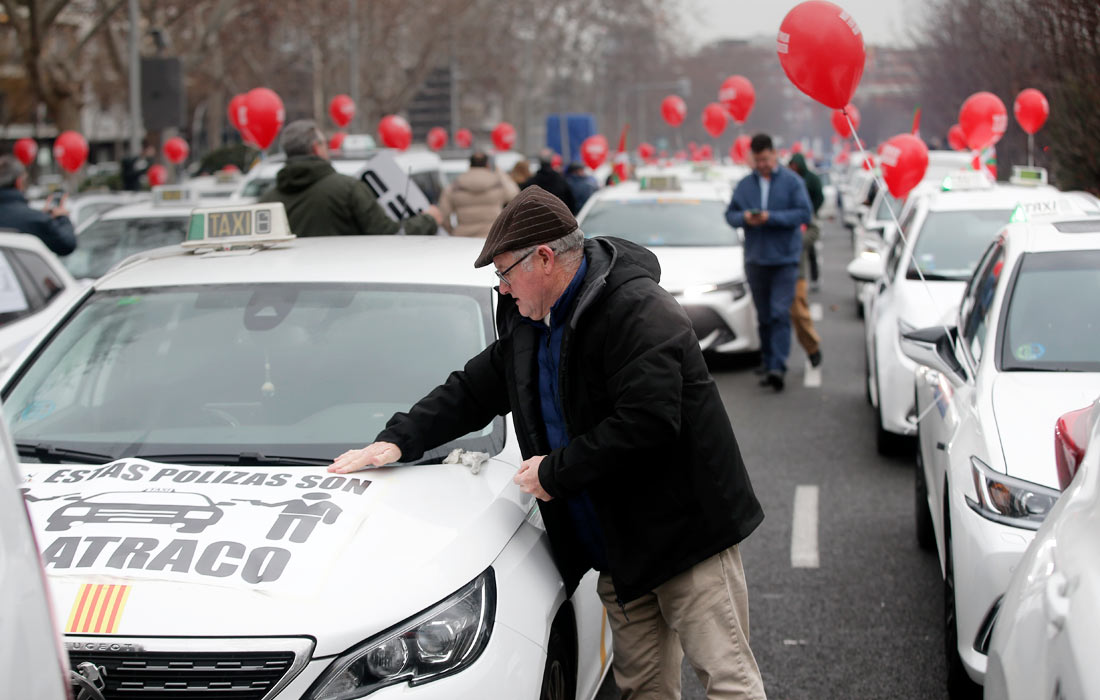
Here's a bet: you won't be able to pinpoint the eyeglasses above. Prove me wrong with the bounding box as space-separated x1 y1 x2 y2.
494 249 534 287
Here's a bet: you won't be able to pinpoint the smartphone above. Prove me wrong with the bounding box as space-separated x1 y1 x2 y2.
747 209 761 216
46 191 64 209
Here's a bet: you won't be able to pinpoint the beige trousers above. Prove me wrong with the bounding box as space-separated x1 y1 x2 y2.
597 545 766 699
790 278 821 356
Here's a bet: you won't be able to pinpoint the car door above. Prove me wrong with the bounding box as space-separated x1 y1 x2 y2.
867 218 912 404
0 246 71 371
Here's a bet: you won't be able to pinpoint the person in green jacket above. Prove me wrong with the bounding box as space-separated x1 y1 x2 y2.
787 152 823 368
788 152 823 289
260 120 442 237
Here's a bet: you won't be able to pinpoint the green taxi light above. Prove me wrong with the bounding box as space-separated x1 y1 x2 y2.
187 213 205 241
1009 205 1028 223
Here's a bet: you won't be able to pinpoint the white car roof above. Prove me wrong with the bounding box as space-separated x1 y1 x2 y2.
93 236 498 291
1003 216 1100 255
921 183 1076 213
587 179 731 203
93 200 197 221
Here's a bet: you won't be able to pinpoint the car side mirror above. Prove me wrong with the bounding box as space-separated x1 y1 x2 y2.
900 325 968 385
847 255 884 283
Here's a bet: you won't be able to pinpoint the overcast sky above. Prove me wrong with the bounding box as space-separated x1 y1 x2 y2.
677 0 931 48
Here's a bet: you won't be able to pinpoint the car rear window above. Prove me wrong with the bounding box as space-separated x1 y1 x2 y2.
580 200 739 247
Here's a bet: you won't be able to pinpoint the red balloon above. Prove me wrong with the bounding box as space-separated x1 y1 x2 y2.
221 164 240 173
328 132 346 151
702 103 728 138
777 1 866 109
831 104 861 138
638 142 655 160
550 154 563 171
163 137 189 164
718 75 756 124
328 94 355 128
959 91 1007 151
52 131 88 173
147 164 168 186
491 122 516 151
241 88 285 150
13 138 37 166
454 128 473 149
661 95 687 128
791 141 804 154
378 115 412 150
861 154 875 170
228 94 246 131
879 134 928 198
427 127 448 151
947 124 967 151
731 135 751 164
699 144 714 160
1013 88 1049 135
581 135 609 169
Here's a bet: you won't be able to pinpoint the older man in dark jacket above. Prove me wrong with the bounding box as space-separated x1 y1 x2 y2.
330 186 766 699
0 156 76 256
260 120 441 237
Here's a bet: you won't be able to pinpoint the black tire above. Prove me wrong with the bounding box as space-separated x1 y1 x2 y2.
943 506 982 700
915 445 935 551
864 342 874 405
540 619 576 700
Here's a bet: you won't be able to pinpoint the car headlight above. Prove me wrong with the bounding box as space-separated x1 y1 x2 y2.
966 456 1059 530
306 569 496 699
681 281 747 300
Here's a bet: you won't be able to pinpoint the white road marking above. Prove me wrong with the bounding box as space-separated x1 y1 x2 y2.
791 485 820 568
803 359 822 388
810 302 823 321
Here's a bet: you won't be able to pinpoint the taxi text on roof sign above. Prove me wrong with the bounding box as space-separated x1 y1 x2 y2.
152 185 199 207
182 202 295 250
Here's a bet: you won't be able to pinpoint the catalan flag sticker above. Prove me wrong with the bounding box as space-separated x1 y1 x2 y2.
67 584 131 634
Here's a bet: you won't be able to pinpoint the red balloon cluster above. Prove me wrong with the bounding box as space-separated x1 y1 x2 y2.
328 95 355 128
830 104 860 139
53 131 88 172
1013 88 1049 135
947 124 967 151
958 92 1007 151
730 135 751 164
581 135 609 169
427 127 448 151
13 138 37 166
163 137 189 164
378 115 412 150
454 128 473 149
718 75 755 124
328 132 346 151
147 164 168 187
777 0 866 109
702 103 728 138
491 122 516 151
661 95 687 128
879 134 928 197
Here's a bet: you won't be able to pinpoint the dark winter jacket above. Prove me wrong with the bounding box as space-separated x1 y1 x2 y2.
376 236 764 603
789 153 824 215
260 156 436 237
521 166 577 214
725 165 812 265
0 189 76 256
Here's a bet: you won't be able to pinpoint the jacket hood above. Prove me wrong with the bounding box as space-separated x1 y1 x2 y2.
454 167 505 195
571 237 660 327
274 156 337 194
788 153 808 173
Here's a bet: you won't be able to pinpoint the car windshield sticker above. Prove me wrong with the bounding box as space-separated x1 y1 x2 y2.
22 459 377 593
1014 342 1045 361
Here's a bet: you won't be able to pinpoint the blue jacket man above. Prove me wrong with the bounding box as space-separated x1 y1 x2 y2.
0 156 76 256
725 134 812 390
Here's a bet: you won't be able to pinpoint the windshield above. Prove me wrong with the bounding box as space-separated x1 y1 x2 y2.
64 216 189 280
241 178 275 197
906 209 1011 281
580 200 739 247
1000 251 1100 372
3 283 501 463
872 192 902 223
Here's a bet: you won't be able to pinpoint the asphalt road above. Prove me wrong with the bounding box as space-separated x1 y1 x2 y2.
596 217 948 699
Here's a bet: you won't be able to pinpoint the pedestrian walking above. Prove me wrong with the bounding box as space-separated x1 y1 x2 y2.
726 134 813 391
260 120 442 237
0 155 76 256
330 185 767 700
120 141 156 191
437 151 518 237
521 149 577 213
788 153 823 290
787 153 824 367
564 162 599 212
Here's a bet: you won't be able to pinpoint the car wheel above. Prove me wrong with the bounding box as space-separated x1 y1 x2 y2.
914 443 935 551
943 506 982 700
540 619 576 700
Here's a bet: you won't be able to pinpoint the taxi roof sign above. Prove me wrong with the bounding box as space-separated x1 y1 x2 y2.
182 202 295 250
940 171 993 192
639 174 682 191
152 186 199 207
1009 165 1048 186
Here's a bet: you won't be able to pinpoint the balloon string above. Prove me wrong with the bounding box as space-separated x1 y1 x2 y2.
843 110 963 407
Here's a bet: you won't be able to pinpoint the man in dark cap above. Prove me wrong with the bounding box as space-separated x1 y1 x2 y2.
329 185 767 699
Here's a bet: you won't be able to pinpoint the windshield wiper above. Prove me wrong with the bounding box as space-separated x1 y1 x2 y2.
15 442 118 464
131 452 332 467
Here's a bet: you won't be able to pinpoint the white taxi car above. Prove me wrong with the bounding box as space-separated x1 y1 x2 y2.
985 398 1100 700
859 175 1093 454
899 213 1100 694
576 174 759 357
8 203 610 700
63 185 200 281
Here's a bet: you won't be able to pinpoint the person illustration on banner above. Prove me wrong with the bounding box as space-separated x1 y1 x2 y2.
239 492 343 543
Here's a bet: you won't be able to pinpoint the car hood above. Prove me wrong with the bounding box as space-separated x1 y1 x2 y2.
992 373 1100 488
648 246 745 293
895 279 967 329
21 456 528 655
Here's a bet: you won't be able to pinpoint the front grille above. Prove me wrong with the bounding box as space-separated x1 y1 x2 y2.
67 637 313 700
681 305 736 346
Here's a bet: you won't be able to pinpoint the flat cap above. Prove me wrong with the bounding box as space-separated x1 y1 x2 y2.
475 185 579 268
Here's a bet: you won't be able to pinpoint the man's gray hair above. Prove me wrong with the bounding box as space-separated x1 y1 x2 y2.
281 120 324 157
0 155 26 189
517 229 585 270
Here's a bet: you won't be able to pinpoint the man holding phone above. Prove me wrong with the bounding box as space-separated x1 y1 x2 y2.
725 134 812 391
0 155 76 256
